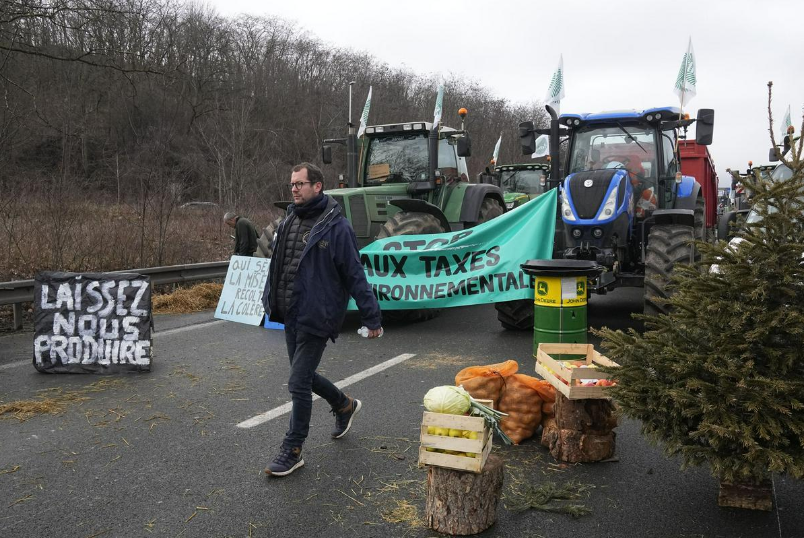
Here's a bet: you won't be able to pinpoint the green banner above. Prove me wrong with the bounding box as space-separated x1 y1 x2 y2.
350 189 557 310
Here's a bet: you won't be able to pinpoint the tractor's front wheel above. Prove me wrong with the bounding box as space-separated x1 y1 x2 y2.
694 195 708 242
477 197 503 224
376 211 445 323
644 223 698 316
255 216 284 258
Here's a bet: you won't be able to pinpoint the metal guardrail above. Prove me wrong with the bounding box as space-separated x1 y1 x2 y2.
0 261 230 330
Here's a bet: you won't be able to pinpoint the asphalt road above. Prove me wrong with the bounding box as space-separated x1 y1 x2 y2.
1 290 802 538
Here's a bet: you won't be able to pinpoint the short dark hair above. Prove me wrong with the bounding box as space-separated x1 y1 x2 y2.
292 162 324 187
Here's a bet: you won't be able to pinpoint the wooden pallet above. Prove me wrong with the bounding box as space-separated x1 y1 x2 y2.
418 399 493 473
535 343 619 400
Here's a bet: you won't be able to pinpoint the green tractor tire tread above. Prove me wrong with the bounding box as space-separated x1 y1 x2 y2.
255 216 284 258
694 195 706 242
644 224 697 316
376 211 445 323
477 198 503 224
377 211 444 238
495 299 534 331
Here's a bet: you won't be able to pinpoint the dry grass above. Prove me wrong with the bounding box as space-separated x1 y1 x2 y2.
152 283 223 314
0 378 127 422
0 192 279 281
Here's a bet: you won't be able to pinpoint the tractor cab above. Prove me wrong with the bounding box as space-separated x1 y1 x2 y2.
319 110 504 249
493 163 550 210
360 123 469 189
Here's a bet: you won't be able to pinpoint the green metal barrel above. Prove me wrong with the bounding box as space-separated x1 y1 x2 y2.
522 260 602 356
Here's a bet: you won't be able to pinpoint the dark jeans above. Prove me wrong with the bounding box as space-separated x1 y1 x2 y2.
283 326 348 449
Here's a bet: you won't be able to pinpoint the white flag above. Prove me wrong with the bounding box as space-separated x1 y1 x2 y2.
532 134 550 159
491 134 502 165
545 55 565 115
357 86 372 138
781 105 792 138
673 37 697 104
433 81 445 129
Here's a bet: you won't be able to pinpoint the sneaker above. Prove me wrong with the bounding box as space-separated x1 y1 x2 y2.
265 446 304 477
331 398 362 439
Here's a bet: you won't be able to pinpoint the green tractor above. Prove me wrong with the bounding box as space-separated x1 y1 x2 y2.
492 162 550 210
257 107 505 322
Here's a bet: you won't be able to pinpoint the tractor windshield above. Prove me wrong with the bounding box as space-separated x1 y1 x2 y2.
568 124 657 182
500 170 546 195
364 134 429 184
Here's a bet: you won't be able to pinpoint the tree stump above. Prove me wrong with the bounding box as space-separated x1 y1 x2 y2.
541 393 617 462
718 479 773 511
425 453 504 535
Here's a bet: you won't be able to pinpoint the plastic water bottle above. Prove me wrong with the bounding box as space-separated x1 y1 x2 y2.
358 326 383 338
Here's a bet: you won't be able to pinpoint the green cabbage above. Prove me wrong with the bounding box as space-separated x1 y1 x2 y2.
423 385 472 414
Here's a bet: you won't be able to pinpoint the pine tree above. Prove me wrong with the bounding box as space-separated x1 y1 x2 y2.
596 90 804 486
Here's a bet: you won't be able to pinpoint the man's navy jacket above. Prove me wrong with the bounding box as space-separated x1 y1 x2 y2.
262 195 381 341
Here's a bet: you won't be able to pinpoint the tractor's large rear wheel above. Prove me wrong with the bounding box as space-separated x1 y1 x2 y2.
255 216 284 258
495 299 534 331
644 223 698 316
376 211 445 323
491 194 534 330
472 197 532 331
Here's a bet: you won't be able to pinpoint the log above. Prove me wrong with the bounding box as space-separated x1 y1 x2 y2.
718 479 773 511
425 453 504 535
540 393 617 462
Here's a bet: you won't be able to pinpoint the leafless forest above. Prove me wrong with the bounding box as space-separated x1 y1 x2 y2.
0 0 547 281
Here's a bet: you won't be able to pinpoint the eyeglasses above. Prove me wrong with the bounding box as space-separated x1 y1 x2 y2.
289 181 311 190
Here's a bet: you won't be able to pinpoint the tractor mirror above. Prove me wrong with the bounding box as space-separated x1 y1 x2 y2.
457 135 472 157
695 108 715 145
519 121 535 155
769 147 780 162
322 145 332 164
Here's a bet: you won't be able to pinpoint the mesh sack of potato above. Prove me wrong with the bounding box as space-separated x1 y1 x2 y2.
496 374 555 444
454 360 518 407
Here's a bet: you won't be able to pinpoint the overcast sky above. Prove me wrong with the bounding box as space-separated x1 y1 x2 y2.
207 0 802 187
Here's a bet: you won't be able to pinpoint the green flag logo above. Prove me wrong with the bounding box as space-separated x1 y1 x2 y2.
535 136 549 155
547 69 563 100
673 38 697 102
674 53 696 92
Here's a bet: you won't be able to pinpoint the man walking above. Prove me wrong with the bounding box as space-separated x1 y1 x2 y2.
223 212 259 256
261 162 383 477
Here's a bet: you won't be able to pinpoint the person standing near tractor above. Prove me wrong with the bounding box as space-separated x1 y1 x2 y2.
224 212 259 257
261 162 383 477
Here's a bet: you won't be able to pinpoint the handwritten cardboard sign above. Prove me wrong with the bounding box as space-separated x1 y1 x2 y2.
33 272 152 373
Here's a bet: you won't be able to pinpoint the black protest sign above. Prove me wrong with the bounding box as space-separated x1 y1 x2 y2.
33 272 152 374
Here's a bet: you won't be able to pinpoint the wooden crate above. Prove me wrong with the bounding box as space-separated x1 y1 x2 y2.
418 399 493 473
535 343 619 400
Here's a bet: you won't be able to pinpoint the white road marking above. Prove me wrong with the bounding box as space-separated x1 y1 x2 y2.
236 352 417 429
0 320 228 371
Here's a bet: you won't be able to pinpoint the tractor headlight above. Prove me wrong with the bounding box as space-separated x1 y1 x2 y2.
561 194 576 222
506 202 515 210
592 228 604 238
572 228 583 239
598 187 619 220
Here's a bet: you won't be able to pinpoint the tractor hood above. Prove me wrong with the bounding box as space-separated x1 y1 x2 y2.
563 169 629 222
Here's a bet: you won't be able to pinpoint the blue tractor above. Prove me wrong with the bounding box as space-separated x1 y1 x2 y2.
517 105 715 318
